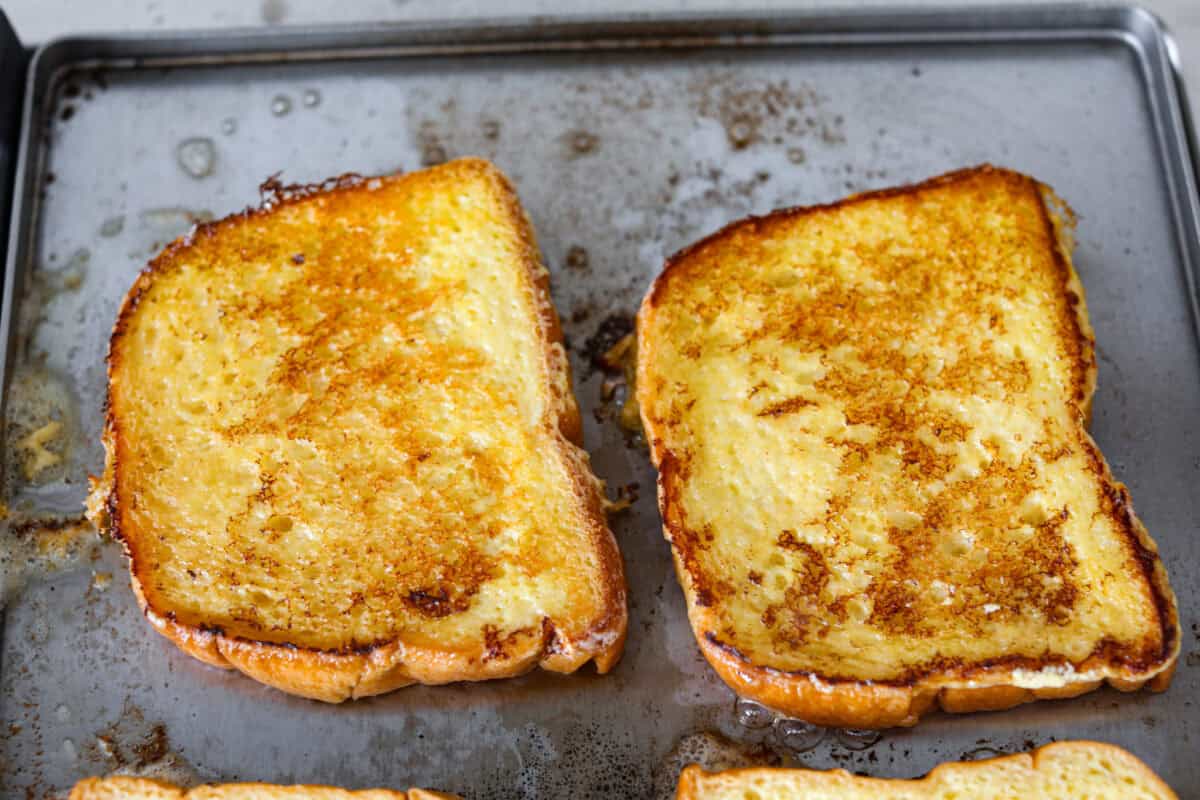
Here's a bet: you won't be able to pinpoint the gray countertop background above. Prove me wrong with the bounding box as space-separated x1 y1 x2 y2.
1 0 1198 118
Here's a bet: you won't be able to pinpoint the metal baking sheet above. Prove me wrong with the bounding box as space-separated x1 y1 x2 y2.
2 4 1199 797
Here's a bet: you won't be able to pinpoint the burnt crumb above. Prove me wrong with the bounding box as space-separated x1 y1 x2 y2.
481 119 500 140
567 129 599 156
44 172 55 185
666 171 680 187
911 66 923 77
607 482 640 514
565 245 590 271
132 724 169 765
62 83 81 99
581 313 634 373
570 305 593 324
291 253 305 265
755 170 770 183
59 105 75 122
1186 652 1200 667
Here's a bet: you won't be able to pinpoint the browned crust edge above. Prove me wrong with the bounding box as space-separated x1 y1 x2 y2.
674 740 1178 799
87 158 626 702
637 165 1180 729
69 775 460 799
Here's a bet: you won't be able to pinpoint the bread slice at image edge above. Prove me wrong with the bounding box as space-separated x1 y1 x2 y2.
86 158 626 702
70 776 459 800
675 741 1178 799
637 166 1179 728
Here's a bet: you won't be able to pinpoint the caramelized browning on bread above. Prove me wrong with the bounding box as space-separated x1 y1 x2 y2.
638 166 1178 727
70 776 459 800
88 158 626 701
676 741 1178 799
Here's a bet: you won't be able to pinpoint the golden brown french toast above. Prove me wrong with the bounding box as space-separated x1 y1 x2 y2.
637 166 1179 728
676 741 1177 799
86 158 626 702
70 776 458 800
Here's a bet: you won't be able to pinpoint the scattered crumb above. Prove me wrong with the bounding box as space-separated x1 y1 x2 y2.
566 245 590 271
604 482 640 514
17 420 63 480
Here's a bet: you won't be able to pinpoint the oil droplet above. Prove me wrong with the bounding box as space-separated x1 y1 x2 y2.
221 117 237 135
836 728 882 750
734 697 774 730
774 718 826 752
302 89 321 108
99 215 124 237
271 95 292 117
55 703 70 722
787 147 806 164
176 137 215 179
62 738 77 760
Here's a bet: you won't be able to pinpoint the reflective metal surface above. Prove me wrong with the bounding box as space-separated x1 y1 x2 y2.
1 6 1197 797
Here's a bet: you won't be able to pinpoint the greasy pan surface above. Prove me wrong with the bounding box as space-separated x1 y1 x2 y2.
1 8 1198 797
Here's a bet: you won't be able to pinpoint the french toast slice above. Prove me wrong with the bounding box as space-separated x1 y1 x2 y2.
637 166 1179 728
675 741 1177 799
70 776 458 800
86 158 626 702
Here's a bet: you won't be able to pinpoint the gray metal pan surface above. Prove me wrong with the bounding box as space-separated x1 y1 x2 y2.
1 5 1198 798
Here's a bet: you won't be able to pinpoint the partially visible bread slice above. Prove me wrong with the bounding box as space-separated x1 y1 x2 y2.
70 776 457 800
86 158 626 701
676 741 1177 799
637 166 1179 728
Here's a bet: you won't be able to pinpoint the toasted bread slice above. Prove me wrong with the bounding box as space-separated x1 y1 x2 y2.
676 740 1177 799
86 158 626 701
637 166 1179 728
70 776 458 800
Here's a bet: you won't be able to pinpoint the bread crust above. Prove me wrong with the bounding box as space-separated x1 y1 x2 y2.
675 740 1178 799
638 165 1179 728
69 775 460 799
88 159 626 702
